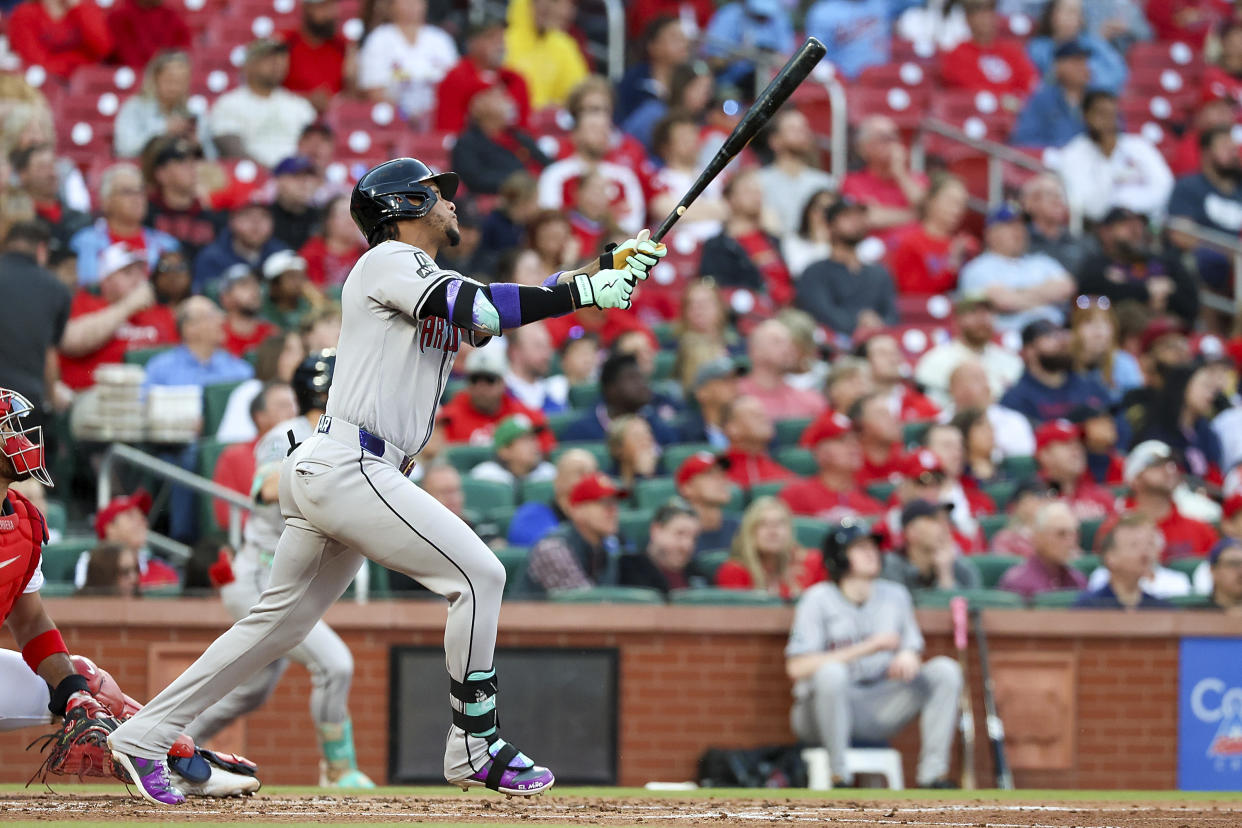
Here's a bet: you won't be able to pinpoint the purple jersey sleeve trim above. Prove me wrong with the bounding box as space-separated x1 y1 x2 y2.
444 279 461 321
541 271 563 288
489 282 523 329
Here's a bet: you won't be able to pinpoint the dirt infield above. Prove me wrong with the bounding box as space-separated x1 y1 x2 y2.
2 789 1241 827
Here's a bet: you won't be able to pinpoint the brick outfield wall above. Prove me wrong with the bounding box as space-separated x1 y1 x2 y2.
0 600 1233 789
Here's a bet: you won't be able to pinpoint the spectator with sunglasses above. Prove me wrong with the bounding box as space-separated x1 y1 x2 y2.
150 250 193 308
437 347 556 453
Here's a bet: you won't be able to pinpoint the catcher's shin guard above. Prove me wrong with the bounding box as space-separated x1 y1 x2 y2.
448 669 554 796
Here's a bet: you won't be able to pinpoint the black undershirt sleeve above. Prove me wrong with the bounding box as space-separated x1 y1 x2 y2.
419 278 581 329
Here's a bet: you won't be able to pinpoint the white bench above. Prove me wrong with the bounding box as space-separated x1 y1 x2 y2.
802 746 905 790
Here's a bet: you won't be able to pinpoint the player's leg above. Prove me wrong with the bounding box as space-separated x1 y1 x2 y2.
0 648 53 731
793 662 853 784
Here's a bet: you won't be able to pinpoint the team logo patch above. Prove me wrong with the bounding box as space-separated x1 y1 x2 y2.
0 515 15 532
317 416 333 434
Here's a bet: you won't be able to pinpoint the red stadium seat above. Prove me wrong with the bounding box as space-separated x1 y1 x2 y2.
392 130 456 173
848 85 929 133
857 61 934 94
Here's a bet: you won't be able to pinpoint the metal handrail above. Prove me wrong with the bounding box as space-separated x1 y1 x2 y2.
822 72 848 184
1166 217 1242 320
600 0 623 82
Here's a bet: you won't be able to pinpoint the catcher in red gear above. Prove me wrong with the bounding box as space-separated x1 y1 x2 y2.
0 387 259 797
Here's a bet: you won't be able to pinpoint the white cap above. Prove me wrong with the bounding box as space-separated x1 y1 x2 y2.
98 242 145 279
262 249 307 280
1124 440 1173 485
465 346 508 377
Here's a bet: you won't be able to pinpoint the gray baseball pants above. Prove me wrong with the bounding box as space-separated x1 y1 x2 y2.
109 425 506 781
790 655 962 786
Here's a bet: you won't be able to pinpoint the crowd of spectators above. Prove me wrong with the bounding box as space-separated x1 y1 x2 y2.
1 0 1242 619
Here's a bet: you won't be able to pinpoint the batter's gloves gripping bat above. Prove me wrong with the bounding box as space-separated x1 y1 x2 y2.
602 229 668 284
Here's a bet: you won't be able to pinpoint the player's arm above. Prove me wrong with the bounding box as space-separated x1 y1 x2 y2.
3 592 100 717
420 273 633 335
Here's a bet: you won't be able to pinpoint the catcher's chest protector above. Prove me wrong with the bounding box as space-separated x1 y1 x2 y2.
0 491 45 624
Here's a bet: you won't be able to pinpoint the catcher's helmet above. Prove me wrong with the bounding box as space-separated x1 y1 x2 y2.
292 349 336 415
350 157 459 246
0 387 51 487
822 518 882 582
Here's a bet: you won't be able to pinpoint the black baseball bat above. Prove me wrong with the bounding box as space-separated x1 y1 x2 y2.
651 37 827 242
970 606 1014 790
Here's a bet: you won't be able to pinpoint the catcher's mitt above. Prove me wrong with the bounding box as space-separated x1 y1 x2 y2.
27 710 125 785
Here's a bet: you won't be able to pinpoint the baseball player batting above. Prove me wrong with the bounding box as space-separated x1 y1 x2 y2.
108 157 666 804
181 350 372 788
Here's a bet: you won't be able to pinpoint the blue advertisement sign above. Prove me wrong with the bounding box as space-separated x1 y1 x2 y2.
1179 637 1242 791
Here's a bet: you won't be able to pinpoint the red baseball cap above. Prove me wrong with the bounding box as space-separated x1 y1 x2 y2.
568 473 629 506
1139 316 1188 355
1224 493 1242 521
1035 419 1081 452
675 452 731 487
799 411 855 448
94 490 152 539
903 449 945 482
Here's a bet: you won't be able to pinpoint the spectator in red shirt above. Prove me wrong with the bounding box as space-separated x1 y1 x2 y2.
716 495 826 600
858 333 941 423
437 346 556 452
451 85 550 196
58 243 178 390
841 115 929 241
888 175 976 296
537 109 646 236
939 0 1038 106
281 0 352 109
781 411 885 521
923 423 994 551
721 395 797 490
10 0 113 80
211 380 297 529
106 0 190 70
735 319 828 423
298 195 365 288
12 143 91 247
1034 419 1116 522
1071 404 1125 486
1113 440 1219 561
1170 90 1239 178
853 392 911 487
217 265 275 357
437 17 532 133
545 77 653 185
1145 0 1229 47
699 167 795 307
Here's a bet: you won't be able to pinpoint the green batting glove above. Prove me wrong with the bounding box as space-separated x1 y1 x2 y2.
573 269 635 310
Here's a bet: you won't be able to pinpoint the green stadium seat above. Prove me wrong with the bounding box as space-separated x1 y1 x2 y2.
124 346 172 367
480 505 517 537
775 447 815 476
653 350 677 380
1079 519 1104 553
43 500 67 535
981 480 1018 511
774 416 813 446
461 478 516 512
793 517 828 550
902 420 935 449
1000 455 1037 480
619 508 656 548
662 443 714 475
749 481 786 502
442 444 493 474
144 584 183 598
492 546 528 595
669 588 784 606
548 586 664 604
546 409 583 439
652 322 676 346
519 479 555 505
568 382 600 409
1032 589 1083 608
1169 593 1215 609
1072 554 1100 577
689 549 731 582
634 477 678 510
971 555 1023 588
550 440 611 470
40 538 96 582
914 588 1024 609
197 437 238 533
978 514 1008 543
38 582 77 597
1167 557 1205 579
202 380 245 436
727 487 746 512
866 481 897 503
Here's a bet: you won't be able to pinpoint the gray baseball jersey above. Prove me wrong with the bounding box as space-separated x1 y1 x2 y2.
242 416 316 556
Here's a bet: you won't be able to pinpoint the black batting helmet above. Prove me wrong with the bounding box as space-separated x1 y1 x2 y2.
822 519 883 582
292 348 336 414
350 158 459 246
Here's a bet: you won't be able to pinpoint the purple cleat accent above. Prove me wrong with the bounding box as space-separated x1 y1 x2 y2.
110 748 186 805
456 740 555 796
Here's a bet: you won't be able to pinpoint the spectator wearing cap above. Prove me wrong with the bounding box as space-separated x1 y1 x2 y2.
436 17 531 133
260 250 320 330
12 144 91 248
756 110 836 238
941 359 1036 459
560 352 680 445
1052 91 1173 224
503 0 589 109
1026 1 1127 95
676 452 740 553
938 0 1038 106
717 496 824 599
281 0 352 108
1012 39 1093 149
1070 404 1126 485
805 0 891 81
795 198 898 339
145 137 220 264
780 411 885 521
1145 0 1228 47
9 0 112 80
114 51 214 160
840 116 929 243
619 499 703 594
1020 173 1094 275
988 478 1050 557
1034 419 1116 521
1075 513 1172 608
1105 440 1219 561
1167 126 1242 292
192 202 287 294
217 266 275 357
999 319 1111 424
916 296 1024 409
881 449 970 551
470 414 556 486
883 499 981 591
922 423 996 549
958 203 1075 334
507 447 598 547
678 357 742 449
852 393 912 488
451 86 550 197
106 0 190 70
525 472 628 596
615 16 692 123
1076 209 1198 325
438 347 556 452
298 194 366 289
80 490 179 590
735 320 827 424
268 156 324 252
701 0 796 88
59 243 178 390
998 500 1086 600
356 0 457 122
144 296 254 390
210 39 317 167
858 334 940 424
888 175 977 297
503 321 569 415
720 396 797 489
69 163 181 286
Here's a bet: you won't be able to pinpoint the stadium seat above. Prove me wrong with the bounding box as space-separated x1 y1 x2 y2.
1166 557 1205 579
914 588 1024 609
202 380 244 436
902 420 935 448
550 440 610 470
661 443 714 475
1079 519 1104 553
981 480 1018 511
567 382 600 408
461 478 516 512
749 481 786 502
1032 589 1082 608
793 517 828 550
40 538 96 583
546 409 582 438
775 447 815 476
653 350 676 381
124 346 173 367
619 508 656 548
43 500 67 536
971 555 1022 588
548 586 664 604
39 582 77 597
441 444 493 474
1169 593 1213 609
688 549 731 582
494 546 529 597
978 514 1008 543
519 479 555 505
866 481 897 503
1072 554 1100 578
1000 455 1036 480
634 477 678 510
668 588 783 606
774 416 814 446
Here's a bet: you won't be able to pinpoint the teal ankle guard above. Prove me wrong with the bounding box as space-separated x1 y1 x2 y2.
450 669 498 742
